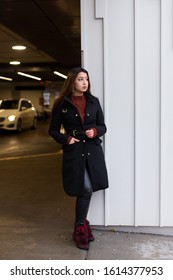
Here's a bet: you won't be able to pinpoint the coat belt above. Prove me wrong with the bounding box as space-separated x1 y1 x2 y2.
67 129 85 137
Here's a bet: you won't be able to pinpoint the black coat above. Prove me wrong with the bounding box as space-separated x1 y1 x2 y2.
48 93 109 196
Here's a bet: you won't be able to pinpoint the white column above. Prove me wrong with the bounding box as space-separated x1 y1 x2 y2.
134 0 161 226
81 0 173 231
81 0 105 225
104 0 135 225
160 0 173 226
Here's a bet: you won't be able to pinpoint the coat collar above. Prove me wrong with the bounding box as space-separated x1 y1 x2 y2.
63 92 95 104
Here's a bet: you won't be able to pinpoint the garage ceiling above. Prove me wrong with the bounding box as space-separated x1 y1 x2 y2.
0 0 81 83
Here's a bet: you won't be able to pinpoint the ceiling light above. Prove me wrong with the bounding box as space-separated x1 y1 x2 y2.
17 71 41 81
53 71 67 79
0 76 13 81
12 44 26 50
9 61 21 65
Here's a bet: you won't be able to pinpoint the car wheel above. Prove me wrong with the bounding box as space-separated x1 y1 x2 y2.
31 117 37 129
17 119 22 132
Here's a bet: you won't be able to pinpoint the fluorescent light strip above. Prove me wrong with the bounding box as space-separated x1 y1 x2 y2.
0 76 13 81
10 61 21 65
17 71 41 81
53 71 67 79
12 45 26 50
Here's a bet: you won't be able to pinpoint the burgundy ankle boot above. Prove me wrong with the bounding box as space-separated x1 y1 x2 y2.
73 223 89 250
85 219 94 242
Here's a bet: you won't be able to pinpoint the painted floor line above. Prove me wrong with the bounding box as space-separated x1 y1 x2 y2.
0 150 62 161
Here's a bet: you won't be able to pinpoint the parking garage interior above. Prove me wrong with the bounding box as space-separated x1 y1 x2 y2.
0 0 81 113
0 0 82 259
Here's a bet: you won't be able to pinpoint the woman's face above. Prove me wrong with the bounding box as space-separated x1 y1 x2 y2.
73 72 89 94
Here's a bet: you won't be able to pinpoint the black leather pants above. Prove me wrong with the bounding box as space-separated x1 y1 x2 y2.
75 167 93 226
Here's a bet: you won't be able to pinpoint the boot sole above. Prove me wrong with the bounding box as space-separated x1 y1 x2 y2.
76 244 89 250
89 237 94 242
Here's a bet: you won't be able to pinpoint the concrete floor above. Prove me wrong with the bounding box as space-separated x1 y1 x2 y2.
1 153 173 260
1 121 173 260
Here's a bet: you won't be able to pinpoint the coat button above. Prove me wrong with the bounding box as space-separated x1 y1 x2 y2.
87 113 90 116
82 154 84 156
75 114 78 116
83 140 85 143
88 152 90 156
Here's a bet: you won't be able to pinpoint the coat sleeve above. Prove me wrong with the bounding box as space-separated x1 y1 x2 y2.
95 98 107 137
48 103 69 144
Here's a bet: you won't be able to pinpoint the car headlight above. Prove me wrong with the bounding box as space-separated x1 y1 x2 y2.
8 115 16 122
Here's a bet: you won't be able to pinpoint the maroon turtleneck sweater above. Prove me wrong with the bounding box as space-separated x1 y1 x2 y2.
71 94 86 123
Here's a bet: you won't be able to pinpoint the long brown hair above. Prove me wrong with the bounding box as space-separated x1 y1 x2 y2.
52 67 91 110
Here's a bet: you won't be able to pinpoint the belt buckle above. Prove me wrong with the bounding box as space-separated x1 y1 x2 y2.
72 129 77 136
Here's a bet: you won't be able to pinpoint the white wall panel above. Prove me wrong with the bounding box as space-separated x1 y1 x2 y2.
81 0 104 105
135 0 160 225
81 0 105 225
160 0 173 226
81 0 173 230
104 0 135 225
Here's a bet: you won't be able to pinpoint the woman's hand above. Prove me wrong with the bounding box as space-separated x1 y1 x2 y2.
85 129 95 138
68 137 80 144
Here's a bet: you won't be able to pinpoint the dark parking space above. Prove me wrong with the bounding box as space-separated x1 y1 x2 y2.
0 119 85 259
0 119 61 159
0 153 81 260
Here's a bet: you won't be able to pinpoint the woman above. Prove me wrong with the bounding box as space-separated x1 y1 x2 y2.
48 67 109 250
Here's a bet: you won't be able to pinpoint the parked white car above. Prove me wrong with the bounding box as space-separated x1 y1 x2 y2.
0 98 37 132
